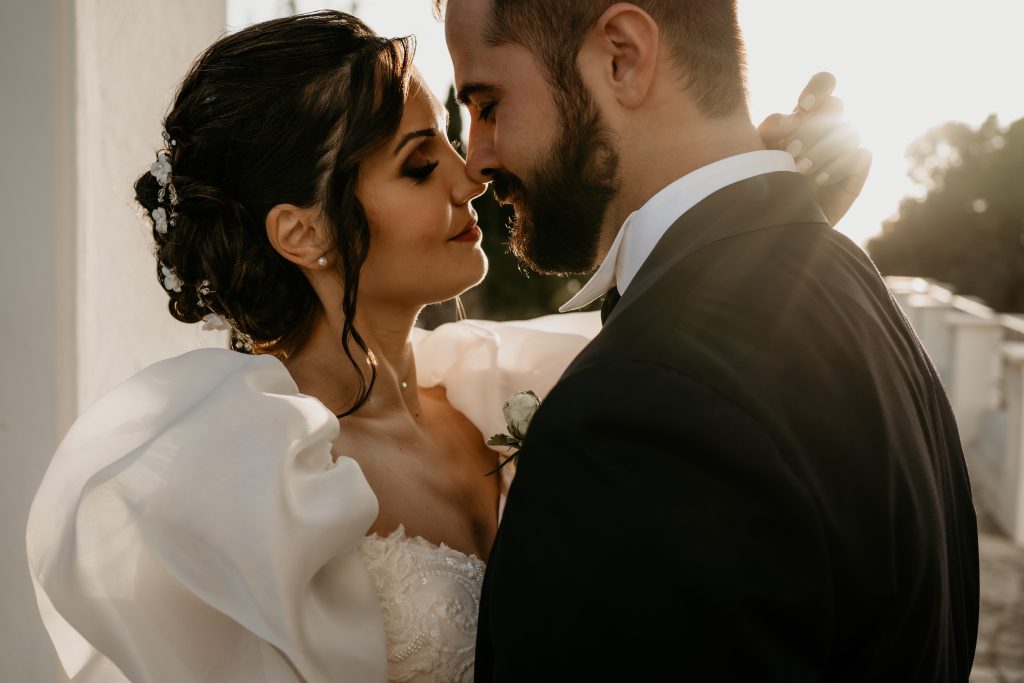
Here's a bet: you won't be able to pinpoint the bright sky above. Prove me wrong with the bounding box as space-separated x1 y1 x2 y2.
228 0 1024 246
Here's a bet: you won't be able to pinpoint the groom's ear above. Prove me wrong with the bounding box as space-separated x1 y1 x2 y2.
265 203 327 270
579 3 659 109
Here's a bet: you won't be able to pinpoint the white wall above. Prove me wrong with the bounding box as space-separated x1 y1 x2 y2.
75 0 228 409
1 1 226 679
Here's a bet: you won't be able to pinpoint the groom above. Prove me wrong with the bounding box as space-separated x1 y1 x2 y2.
443 1 979 680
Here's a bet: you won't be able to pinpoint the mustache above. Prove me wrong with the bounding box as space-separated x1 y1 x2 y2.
490 171 527 205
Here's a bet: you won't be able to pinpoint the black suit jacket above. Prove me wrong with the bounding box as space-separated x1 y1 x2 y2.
475 172 979 681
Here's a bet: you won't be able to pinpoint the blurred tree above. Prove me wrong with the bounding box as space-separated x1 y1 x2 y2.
868 115 1024 312
420 86 592 327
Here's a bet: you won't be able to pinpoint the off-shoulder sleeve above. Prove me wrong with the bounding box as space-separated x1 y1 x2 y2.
412 312 601 520
26 349 387 683
412 311 602 441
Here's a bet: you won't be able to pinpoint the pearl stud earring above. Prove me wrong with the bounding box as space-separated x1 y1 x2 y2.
317 257 328 267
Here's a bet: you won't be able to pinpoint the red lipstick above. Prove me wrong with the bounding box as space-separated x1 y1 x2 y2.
451 224 481 243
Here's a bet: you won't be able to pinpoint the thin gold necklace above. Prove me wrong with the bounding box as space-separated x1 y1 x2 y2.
333 377 412 419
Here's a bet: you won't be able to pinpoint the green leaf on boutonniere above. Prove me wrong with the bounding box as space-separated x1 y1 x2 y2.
487 434 521 448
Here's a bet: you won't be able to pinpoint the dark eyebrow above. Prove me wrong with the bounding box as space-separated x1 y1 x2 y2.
456 82 496 106
392 127 438 157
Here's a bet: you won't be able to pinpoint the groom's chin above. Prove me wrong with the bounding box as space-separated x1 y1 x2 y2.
511 220 598 277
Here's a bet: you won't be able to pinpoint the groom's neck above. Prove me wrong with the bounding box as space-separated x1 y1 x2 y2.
598 110 764 256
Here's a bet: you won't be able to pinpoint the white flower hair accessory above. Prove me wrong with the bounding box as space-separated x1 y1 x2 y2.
149 151 172 186
197 282 255 353
152 207 168 234
147 133 256 356
232 330 256 353
150 131 179 230
196 280 214 309
201 313 230 332
161 265 183 293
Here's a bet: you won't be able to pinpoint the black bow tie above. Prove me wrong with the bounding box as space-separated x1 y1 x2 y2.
600 287 621 325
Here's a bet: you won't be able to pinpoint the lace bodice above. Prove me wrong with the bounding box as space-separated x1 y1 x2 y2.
358 526 485 683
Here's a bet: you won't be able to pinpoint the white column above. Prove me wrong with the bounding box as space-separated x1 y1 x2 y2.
1003 344 1024 544
947 311 1003 450
0 3 76 681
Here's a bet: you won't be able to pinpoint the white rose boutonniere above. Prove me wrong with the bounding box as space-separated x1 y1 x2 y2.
485 390 541 476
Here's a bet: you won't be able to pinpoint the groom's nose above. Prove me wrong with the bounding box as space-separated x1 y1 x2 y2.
465 122 500 185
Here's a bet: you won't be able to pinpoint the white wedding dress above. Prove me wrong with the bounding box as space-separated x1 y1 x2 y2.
26 312 600 683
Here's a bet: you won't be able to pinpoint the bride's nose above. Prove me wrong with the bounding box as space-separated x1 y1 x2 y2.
454 162 487 206
456 169 487 206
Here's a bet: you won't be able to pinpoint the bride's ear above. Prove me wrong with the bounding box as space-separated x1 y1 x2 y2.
266 204 328 270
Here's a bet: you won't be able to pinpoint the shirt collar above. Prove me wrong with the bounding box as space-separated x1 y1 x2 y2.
559 150 798 313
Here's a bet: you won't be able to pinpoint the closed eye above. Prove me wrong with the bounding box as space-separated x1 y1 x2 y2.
478 102 497 123
406 161 439 181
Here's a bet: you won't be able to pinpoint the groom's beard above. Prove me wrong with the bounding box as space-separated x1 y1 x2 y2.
494 87 620 276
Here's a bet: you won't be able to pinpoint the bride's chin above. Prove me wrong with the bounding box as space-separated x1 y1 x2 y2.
423 262 488 308
454 257 488 296
470 257 488 289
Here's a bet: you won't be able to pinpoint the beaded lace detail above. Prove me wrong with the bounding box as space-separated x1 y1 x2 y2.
358 525 485 682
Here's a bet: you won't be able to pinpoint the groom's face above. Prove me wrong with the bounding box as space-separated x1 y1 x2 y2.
445 0 620 276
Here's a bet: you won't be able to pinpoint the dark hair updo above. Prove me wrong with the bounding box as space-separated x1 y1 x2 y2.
134 11 414 416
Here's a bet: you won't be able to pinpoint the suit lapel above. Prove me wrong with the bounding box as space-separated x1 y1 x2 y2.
602 172 829 327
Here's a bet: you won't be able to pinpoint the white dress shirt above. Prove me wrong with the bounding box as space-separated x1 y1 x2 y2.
560 150 798 312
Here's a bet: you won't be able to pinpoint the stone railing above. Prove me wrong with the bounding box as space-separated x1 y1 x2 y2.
887 277 1024 543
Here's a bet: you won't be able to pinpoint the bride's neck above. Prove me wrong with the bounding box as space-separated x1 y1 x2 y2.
283 305 423 421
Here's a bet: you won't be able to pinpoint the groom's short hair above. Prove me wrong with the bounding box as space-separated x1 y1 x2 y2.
443 0 747 118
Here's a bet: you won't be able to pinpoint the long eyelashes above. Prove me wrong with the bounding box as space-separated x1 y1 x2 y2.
402 135 465 182
406 161 439 181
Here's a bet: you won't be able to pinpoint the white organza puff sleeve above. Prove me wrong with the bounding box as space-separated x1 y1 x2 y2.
413 311 602 440
26 349 388 683
412 311 602 518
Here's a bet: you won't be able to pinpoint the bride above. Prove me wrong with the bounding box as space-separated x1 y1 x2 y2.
26 11 866 683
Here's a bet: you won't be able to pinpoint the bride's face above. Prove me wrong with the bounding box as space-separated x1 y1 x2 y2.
355 74 488 310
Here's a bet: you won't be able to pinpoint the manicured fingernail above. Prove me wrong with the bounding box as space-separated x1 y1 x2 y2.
796 157 814 174
799 94 816 111
779 113 797 126
786 139 804 157
815 171 831 186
